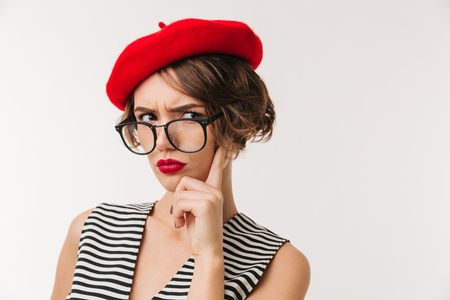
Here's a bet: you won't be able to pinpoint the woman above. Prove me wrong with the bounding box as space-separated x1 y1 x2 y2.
51 18 310 300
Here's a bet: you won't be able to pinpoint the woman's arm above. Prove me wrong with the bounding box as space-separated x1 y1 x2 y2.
246 242 310 300
186 252 225 299
50 209 93 300
172 147 228 300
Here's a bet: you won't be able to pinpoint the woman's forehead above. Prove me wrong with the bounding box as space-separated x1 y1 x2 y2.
134 73 204 110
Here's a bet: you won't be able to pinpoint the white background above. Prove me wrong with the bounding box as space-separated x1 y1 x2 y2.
1 0 450 299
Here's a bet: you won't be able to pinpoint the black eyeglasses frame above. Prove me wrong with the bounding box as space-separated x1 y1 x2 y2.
115 111 224 155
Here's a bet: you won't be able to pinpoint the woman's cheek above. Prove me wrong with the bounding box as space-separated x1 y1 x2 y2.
196 156 214 182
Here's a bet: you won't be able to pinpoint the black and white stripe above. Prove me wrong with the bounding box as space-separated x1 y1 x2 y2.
223 214 288 300
66 203 153 300
66 202 288 300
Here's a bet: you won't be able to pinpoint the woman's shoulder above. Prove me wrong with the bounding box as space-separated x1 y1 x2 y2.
67 202 155 235
50 208 94 300
225 213 310 299
247 242 310 299
62 208 95 250
69 208 95 233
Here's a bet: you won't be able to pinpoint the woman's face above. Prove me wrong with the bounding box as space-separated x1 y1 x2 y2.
133 72 216 192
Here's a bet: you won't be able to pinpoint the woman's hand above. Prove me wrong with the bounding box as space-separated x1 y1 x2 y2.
171 146 227 256
171 146 227 299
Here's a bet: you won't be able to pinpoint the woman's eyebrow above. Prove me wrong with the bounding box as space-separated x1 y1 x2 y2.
134 106 155 114
134 104 204 115
168 104 204 112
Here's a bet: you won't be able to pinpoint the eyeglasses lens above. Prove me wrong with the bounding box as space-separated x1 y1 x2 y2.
167 120 205 152
120 120 205 154
120 123 154 154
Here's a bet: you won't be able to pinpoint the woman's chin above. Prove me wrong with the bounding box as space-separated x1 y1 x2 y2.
155 172 209 193
157 177 180 193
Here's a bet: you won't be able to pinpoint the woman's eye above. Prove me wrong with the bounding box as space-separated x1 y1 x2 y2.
138 113 157 122
182 111 205 119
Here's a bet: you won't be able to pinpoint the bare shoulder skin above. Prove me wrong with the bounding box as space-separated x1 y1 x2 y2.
50 209 94 300
247 242 310 300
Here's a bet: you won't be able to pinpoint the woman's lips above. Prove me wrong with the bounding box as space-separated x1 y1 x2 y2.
157 159 186 174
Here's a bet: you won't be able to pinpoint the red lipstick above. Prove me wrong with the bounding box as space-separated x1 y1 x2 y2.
157 159 186 174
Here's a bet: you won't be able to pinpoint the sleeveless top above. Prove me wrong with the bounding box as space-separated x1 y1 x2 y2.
66 202 288 300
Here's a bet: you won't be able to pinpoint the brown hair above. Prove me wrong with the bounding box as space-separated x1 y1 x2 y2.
119 54 275 158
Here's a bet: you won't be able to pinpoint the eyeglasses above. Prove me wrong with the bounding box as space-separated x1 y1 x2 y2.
115 112 223 155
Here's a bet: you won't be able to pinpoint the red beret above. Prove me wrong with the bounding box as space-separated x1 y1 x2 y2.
106 18 263 111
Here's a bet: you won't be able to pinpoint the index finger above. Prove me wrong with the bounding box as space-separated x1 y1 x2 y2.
205 146 227 190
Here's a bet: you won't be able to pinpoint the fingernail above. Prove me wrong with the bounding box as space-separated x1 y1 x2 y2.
170 205 173 215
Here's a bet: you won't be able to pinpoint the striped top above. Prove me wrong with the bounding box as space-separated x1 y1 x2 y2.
66 202 288 300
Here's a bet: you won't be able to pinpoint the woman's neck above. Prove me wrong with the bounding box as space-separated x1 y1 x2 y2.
221 160 238 223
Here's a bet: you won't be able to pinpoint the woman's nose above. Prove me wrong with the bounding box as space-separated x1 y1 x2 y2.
155 126 175 151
